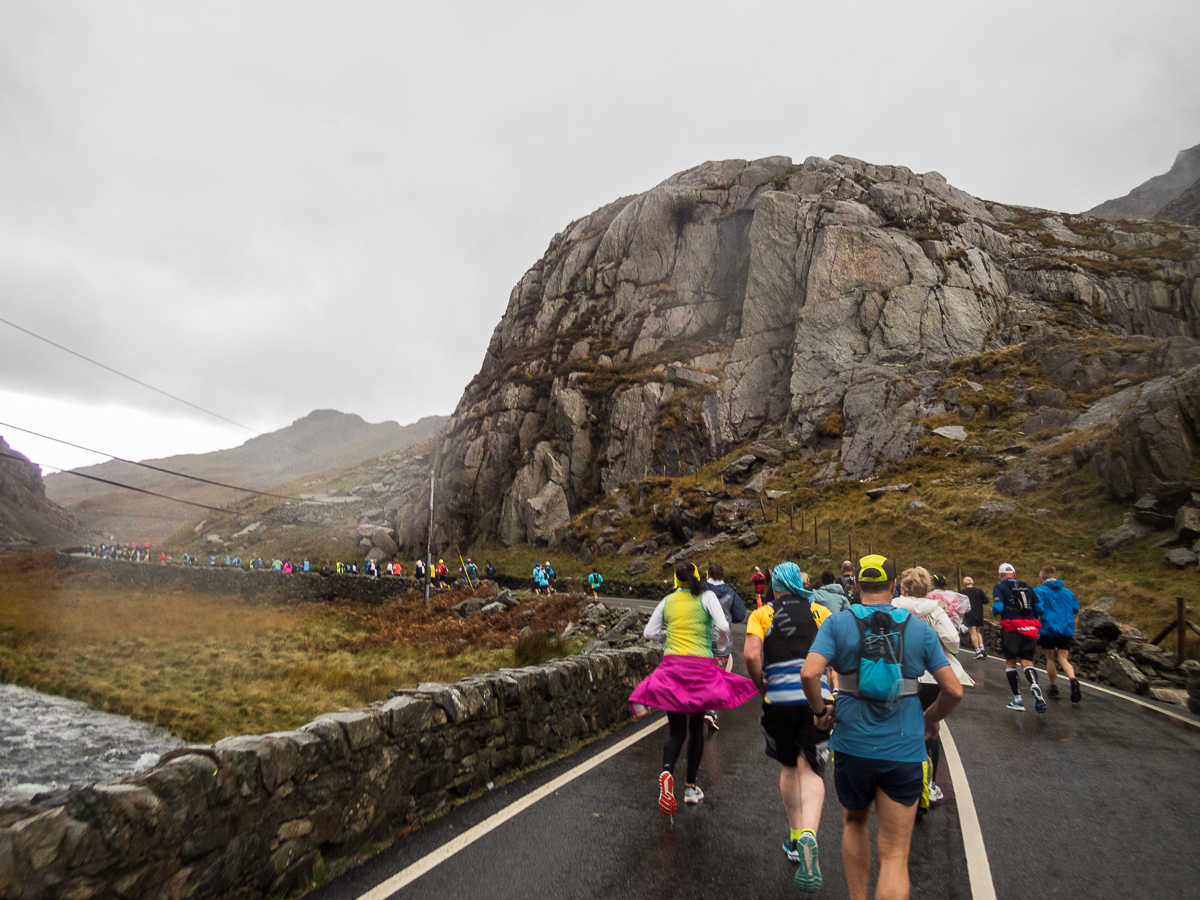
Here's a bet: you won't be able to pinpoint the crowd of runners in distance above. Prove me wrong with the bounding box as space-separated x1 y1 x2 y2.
629 554 1084 900
82 544 508 586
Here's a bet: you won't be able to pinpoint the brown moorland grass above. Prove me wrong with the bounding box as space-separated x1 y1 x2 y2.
0 556 582 742
480 449 1199 660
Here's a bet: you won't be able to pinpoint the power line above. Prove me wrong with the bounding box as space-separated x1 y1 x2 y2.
0 315 335 464
0 419 300 502
0 450 231 513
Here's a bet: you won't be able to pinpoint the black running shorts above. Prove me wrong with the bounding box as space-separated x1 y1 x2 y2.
760 702 831 775
1037 633 1073 651
1001 631 1038 661
832 751 925 810
963 608 984 627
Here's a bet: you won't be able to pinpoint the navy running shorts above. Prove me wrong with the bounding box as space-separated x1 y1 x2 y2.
1037 633 1073 651
832 751 925 810
760 703 831 775
1001 631 1038 661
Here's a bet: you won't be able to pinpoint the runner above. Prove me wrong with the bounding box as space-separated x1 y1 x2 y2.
1034 564 1082 702
960 576 988 659
802 554 962 900
894 567 974 806
835 560 857 600
927 574 966 630
701 562 747 732
629 563 758 815
993 563 1046 713
586 568 604 601
742 561 832 893
813 570 852 615
751 566 767 608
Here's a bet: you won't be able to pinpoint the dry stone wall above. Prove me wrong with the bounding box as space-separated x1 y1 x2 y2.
54 554 420 606
0 646 662 899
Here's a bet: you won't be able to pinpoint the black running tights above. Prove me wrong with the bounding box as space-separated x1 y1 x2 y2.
663 712 705 784
917 683 943 784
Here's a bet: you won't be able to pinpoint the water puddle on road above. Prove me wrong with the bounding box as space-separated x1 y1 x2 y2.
0 683 187 806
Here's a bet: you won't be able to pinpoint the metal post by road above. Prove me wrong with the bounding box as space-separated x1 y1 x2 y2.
1177 596 1186 666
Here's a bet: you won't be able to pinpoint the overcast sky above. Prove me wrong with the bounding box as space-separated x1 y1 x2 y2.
2 0 1198 473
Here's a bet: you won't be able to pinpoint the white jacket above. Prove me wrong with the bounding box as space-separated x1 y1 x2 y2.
893 596 975 686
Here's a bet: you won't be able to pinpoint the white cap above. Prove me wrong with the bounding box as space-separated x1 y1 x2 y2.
998 563 1015 575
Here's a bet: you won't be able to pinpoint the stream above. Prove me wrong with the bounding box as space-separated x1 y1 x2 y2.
0 683 188 806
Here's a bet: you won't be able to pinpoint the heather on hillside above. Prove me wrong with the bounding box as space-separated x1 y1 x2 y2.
0 556 578 742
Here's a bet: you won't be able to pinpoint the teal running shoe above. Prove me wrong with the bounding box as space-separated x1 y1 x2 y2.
794 830 822 894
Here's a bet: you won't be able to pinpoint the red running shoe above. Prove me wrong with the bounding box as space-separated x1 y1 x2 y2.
658 771 676 815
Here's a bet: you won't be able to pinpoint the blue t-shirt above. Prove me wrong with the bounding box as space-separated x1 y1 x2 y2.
810 603 949 763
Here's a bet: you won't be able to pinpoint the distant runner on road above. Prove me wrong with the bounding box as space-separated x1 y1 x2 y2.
587 568 603 601
751 566 767 608
1035 564 1082 703
702 561 747 731
993 563 1046 713
961 576 988 659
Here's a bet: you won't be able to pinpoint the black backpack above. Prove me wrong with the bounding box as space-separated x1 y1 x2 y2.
1006 581 1038 617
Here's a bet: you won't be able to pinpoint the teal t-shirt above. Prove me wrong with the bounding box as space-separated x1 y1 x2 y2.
810 603 949 762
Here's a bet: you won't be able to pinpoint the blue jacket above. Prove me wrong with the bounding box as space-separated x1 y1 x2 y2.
1035 580 1080 637
813 583 852 615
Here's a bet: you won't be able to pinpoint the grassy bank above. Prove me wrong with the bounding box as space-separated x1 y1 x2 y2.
0 555 579 742
479 463 1199 661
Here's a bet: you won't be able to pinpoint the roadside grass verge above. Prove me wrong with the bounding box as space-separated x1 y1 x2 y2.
0 556 581 742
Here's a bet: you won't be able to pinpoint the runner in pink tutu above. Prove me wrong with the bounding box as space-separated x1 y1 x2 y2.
629 562 759 814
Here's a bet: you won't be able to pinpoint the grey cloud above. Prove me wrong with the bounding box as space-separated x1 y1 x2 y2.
1 0 1198 445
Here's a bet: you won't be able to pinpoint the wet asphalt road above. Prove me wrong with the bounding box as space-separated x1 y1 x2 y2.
312 617 1200 900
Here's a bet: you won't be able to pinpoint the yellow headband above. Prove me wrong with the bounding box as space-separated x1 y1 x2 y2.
673 562 701 591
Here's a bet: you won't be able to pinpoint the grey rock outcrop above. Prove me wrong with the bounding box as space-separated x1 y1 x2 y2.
1097 652 1150 695
969 500 1017 526
383 154 1200 553
1156 176 1200 227
0 436 100 551
1093 515 1153 558
1087 143 1200 220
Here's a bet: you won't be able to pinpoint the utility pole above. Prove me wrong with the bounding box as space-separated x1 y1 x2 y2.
425 444 438 607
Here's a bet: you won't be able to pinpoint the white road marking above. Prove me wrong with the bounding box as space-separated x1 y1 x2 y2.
941 723 997 900
353 716 668 900
958 651 1200 729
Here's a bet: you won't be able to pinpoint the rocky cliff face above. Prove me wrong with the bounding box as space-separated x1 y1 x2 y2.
1087 143 1200 220
395 154 1200 552
1157 176 1200 227
0 436 99 550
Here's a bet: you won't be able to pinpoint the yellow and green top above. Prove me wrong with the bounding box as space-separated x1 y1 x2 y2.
644 588 730 657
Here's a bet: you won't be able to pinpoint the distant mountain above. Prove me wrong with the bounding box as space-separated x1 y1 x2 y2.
1156 176 1200 226
0 436 100 551
1086 143 1200 220
43 410 448 542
